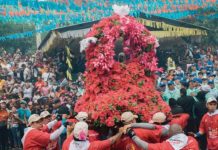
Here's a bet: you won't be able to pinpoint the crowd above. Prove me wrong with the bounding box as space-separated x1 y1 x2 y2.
0 48 84 150
0 46 217 150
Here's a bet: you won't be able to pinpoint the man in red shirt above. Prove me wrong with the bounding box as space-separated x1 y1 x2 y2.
113 112 163 150
75 111 100 142
62 121 123 150
190 96 218 150
127 124 199 150
35 77 45 90
40 111 60 150
22 114 66 150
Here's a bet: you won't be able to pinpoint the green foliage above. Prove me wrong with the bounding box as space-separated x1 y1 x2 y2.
0 22 36 54
184 7 218 47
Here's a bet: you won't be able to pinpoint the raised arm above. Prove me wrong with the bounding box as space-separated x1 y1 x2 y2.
131 123 156 130
127 128 148 150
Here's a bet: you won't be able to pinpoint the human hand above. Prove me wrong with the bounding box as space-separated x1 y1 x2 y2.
56 114 62 121
119 127 124 134
123 124 131 134
63 122 70 128
126 128 136 138
188 132 196 137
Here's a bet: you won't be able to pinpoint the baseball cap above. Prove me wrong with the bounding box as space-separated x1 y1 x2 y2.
159 82 166 87
28 114 42 124
75 112 88 121
167 81 174 85
73 122 88 140
57 106 70 115
121 112 138 124
0 100 6 104
151 112 166 123
40 111 51 118
20 100 27 105
208 80 214 84
206 97 217 104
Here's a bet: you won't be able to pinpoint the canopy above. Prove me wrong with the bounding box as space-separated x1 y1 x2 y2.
38 12 209 52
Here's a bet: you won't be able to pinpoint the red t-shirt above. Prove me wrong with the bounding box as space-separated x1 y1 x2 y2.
112 128 162 150
170 114 189 129
62 135 111 150
23 129 50 150
199 112 218 150
148 136 199 150
88 130 100 142
41 124 59 150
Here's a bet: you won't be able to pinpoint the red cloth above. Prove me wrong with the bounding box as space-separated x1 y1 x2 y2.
62 135 111 150
148 136 199 150
88 140 111 150
112 128 162 150
41 124 59 150
199 113 218 150
23 129 50 150
41 125 49 132
170 113 189 129
88 130 100 142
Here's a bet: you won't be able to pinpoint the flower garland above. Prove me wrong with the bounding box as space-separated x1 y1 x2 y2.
75 7 170 127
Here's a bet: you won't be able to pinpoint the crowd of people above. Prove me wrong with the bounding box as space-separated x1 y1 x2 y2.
0 49 84 150
0 46 217 150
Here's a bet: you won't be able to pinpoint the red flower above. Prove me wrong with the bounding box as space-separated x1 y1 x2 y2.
75 14 170 127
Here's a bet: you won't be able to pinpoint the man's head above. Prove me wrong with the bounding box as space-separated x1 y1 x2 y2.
28 101 33 110
167 81 175 91
28 114 43 129
20 100 27 108
40 111 51 124
75 112 88 122
151 112 166 124
208 80 214 89
73 121 89 141
180 88 187 97
121 112 138 125
198 72 203 79
0 101 6 109
206 97 217 113
169 124 183 137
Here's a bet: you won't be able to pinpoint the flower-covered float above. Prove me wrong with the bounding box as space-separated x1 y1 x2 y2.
75 5 170 127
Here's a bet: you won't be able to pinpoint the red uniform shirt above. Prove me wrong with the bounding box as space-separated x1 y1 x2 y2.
88 130 100 142
23 128 50 150
112 128 162 150
170 114 189 129
62 135 111 150
148 136 199 150
41 125 59 150
199 111 218 150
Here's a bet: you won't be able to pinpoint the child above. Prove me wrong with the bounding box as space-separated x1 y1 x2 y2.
191 96 218 150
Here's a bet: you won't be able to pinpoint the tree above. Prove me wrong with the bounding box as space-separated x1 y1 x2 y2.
0 22 36 54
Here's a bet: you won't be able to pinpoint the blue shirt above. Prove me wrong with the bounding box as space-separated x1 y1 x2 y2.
17 108 31 121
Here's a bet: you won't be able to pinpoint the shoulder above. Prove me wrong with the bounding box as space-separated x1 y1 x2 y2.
148 141 172 150
62 136 73 150
89 139 111 150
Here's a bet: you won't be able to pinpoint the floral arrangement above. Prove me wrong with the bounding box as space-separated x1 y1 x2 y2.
75 5 170 127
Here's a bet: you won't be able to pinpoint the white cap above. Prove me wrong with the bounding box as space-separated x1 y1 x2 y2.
28 114 42 124
0 100 6 104
40 111 51 118
73 122 88 140
121 112 138 124
201 85 211 91
151 112 166 123
207 97 217 104
75 112 88 121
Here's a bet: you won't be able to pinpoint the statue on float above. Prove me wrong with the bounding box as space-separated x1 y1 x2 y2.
75 5 170 127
